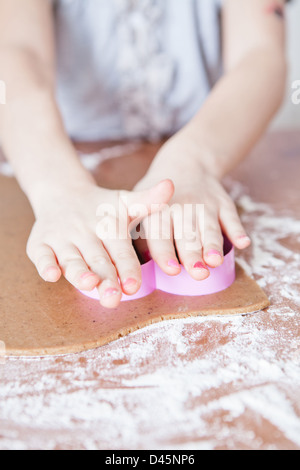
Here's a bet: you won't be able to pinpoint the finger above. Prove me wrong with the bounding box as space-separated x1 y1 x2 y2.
102 238 142 296
200 209 225 268
77 238 122 308
96 210 142 299
172 209 209 281
55 244 100 292
175 241 210 280
219 200 251 250
143 211 181 276
123 179 175 221
26 242 61 283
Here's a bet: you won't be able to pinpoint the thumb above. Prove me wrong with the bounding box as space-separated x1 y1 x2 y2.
121 179 174 221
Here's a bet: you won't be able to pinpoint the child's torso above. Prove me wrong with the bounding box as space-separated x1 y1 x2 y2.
51 0 223 141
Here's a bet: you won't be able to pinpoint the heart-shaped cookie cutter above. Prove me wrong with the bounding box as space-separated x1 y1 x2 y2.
80 238 235 301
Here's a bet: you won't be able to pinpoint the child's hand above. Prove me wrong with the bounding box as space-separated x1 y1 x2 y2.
134 137 251 280
26 179 174 309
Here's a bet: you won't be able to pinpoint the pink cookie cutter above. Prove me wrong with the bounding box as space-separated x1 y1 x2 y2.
79 238 235 301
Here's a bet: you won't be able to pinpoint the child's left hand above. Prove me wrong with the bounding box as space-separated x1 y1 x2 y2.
134 134 251 280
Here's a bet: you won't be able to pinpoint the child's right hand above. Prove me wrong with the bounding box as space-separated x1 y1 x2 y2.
26 179 174 309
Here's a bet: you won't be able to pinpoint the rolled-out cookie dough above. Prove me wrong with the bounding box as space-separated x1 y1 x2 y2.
0 175 269 357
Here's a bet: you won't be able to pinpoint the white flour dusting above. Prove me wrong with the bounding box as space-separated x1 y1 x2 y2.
0 160 14 177
79 143 141 172
0 171 299 450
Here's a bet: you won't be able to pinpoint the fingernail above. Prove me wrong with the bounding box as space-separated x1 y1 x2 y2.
206 250 222 258
43 266 60 281
123 278 137 288
193 262 209 270
80 272 96 280
45 267 57 273
167 259 180 268
238 235 251 242
103 288 120 298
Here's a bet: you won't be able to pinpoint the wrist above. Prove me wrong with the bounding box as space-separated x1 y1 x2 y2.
27 169 96 217
148 130 224 183
175 126 226 181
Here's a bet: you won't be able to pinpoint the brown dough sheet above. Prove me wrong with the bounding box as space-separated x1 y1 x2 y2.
0 173 269 356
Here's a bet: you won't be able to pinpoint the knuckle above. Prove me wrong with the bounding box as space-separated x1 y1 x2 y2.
60 256 82 268
89 254 110 267
116 249 134 261
203 223 219 234
36 255 54 274
26 239 43 263
221 198 238 213
202 227 223 244
204 208 218 221
183 243 202 254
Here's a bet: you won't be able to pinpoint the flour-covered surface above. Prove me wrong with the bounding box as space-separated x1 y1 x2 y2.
0 132 299 450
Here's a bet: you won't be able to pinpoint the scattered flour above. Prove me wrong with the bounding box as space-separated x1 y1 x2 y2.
79 143 141 172
0 160 14 177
